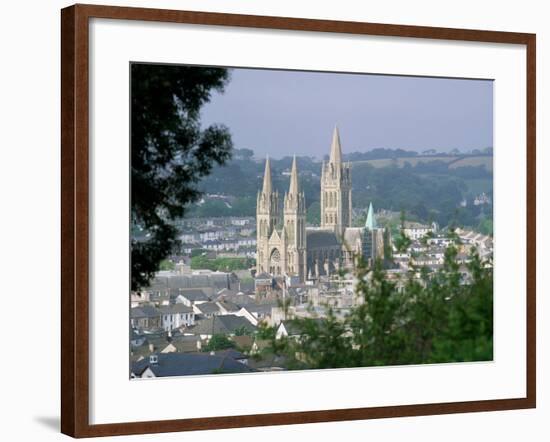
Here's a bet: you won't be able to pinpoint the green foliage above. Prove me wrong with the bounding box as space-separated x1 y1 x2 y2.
234 326 252 336
382 227 393 265
256 322 277 340
204 334 235 352
131 64 233 290
190 248 207 258
190 256 254 271
259 248 492 370
477 218 493 236
393 210 412 253
158 259 175 271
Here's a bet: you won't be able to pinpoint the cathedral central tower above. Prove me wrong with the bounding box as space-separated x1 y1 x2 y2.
321 127 352 237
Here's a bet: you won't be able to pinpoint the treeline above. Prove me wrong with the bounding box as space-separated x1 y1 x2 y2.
343 146 493 161
351 162 492 229
256 248 493 369
188 148 492 231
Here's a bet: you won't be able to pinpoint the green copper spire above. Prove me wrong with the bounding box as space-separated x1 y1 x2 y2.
365 202 377 230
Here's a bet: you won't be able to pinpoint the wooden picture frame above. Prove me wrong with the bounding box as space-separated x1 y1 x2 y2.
61 3 536 438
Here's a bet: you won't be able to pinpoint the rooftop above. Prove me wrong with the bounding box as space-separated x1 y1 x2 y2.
131 352 255 377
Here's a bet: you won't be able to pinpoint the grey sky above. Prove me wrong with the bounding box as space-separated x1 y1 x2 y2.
200 68 493 159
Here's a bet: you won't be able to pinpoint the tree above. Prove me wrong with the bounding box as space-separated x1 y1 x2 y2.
158 259 175 271
203 334 236 352
382 226 393 265
234 148 254 160
393 210 411 253
259 249 493 370
131 64 233 290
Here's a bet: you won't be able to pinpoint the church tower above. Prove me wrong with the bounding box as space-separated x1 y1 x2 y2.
256 157 280 274
283 156 307 281
321 127 352 237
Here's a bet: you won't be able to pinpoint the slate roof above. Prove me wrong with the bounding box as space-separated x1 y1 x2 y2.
130 344 153 362
217 300 240 312
131 353 255 377
145 336 171 352
343 227 363 246
242 302 276 316
148 273 231 292
167 335 203 352
306 229 340 249
177 289 210 302
210 349 247 361
158 304 193 315
194 302 221 315
216 293 256 306
190 315 257 336
131 305 160 319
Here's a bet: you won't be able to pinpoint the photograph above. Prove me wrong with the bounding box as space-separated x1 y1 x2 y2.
129 63 494 379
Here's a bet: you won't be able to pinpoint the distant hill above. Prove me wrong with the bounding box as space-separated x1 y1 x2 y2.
189 148 493 230
352 155 492 171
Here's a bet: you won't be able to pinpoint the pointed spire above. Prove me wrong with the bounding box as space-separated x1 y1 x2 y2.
262 156 272 195
329 126 342 164
365 202 377 230
288 155 299 195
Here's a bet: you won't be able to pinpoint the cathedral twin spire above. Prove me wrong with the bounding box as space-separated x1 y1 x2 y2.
257 153 306 280
284 155 305 213
260 154 303 209
261 155 273 196
288 155 299 196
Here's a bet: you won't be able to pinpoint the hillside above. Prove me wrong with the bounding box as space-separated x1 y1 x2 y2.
353 155 492 171
188 148 493 232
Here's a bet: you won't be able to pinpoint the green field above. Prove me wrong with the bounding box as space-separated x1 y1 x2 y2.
352 155 492 170
448 156 493 170
354 156 455 168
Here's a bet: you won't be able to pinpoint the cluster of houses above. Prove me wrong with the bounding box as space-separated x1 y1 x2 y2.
130 268 304 378
390 226 493 289
459 192 493 208
173 216 256 257
130 214 493 379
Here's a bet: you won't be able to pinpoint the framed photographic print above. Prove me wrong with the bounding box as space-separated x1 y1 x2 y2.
61 3 536 438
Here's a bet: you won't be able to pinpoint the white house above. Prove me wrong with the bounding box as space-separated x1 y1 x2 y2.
403 221 437 240
158 304 195 331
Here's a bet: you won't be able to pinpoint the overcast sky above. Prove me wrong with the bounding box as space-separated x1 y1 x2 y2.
200 67 493 159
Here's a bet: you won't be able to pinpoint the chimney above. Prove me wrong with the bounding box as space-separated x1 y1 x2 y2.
149 354 158 365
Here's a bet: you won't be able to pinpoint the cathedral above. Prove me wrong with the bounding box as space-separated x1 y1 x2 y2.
256 127 385 282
